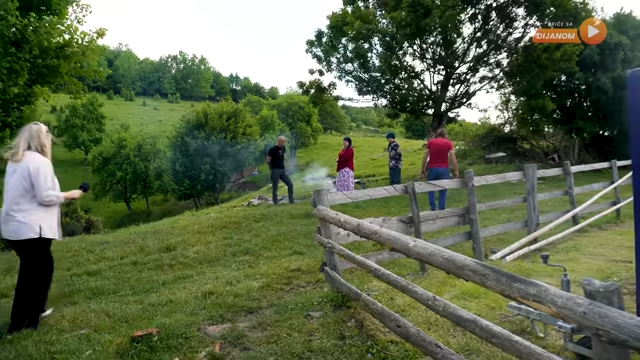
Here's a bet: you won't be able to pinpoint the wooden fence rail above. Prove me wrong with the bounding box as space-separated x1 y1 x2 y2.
313 160 632 271
313 205 640 358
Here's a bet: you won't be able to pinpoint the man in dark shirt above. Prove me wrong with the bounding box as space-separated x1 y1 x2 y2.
386 132 402 185
266 136 294 204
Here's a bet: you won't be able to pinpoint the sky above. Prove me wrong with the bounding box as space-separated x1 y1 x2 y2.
84 0 640 123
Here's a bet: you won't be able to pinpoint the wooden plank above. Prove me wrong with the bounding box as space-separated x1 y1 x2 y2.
407 182 427 273
571 161 612 173
422 214 468 233
478 197 525 211
480 220 527 237
465 169 484 261
337 249 406 270
537 168 564 178
322 268 465 360
414 179 466 193
563 161 580 226
331 216 409 244
313 189 342 287
326 185 407 206
430 231 472 248
582 278 631 360
538 201 617 224
524 164 539 241
575 181 611 195
611 160 622 219
313 205 640 350
477 190 566 213
618 160 632 166
474 171 524 185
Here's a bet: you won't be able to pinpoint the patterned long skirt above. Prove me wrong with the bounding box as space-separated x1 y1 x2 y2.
336 168 355 192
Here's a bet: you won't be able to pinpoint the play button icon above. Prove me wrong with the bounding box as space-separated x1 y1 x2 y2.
580 18 607 45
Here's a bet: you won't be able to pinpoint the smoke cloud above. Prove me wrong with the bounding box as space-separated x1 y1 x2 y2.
302 163 332 189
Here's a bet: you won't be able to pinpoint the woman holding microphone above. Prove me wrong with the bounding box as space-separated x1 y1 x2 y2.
1 122 84 334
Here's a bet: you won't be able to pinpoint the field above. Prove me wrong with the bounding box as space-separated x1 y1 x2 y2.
0 95 637 359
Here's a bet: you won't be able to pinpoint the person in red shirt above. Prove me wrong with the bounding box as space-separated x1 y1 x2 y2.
335 137 355 192
420 128 459 211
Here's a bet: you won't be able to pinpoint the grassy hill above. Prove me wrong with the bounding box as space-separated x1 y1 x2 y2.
0 94 637 359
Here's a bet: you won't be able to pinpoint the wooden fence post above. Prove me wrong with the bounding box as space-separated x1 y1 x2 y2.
524 164 539 243
313 189 342 288
464 170 484 261
581 278 631 360
611 160 622 219
563 161 580 226
407 182 427 273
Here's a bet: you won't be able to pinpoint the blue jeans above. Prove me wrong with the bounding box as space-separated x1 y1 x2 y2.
427 167 450 211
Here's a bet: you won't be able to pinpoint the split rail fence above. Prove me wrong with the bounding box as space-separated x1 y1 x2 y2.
311 159 639 359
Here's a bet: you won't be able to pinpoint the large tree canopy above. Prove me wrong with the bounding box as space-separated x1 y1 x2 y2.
306 0 576 135
0 0 106 144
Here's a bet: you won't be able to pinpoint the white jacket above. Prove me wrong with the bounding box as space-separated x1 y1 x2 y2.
1 151 63 240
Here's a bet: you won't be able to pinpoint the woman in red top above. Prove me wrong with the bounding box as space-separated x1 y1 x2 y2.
335 137 355 192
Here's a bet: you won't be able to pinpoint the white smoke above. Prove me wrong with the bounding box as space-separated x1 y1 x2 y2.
302 163 332 189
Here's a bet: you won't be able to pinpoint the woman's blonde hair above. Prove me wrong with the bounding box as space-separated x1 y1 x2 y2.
4 122 53 162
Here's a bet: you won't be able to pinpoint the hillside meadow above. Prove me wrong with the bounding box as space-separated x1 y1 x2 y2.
0 95 637 359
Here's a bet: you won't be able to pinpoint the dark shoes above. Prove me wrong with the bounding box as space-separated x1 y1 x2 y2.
6 308 53 336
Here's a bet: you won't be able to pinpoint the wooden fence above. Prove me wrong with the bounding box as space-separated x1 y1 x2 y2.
312 159 632 272
311 159 639 359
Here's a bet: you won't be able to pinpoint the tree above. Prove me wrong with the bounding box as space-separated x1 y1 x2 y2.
0 0 106 144
240 95 267 117
57 94 107 164
255 108 286 137
317 100 351 134
169 101 261 207
502 8 638 162
268 94 323 148
305 0 574 135
130 136 167 212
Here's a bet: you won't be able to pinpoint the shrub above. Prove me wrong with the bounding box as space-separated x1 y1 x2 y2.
61 202 103 237
175 93 181 104
190 102 195 108
167 94 175 103
121 89 135 102
143 100 147 106
153 94 161 101
107 90 115 100
50 104 58 113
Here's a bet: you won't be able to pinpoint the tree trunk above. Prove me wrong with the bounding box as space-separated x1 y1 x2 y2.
193 197 199 210
145 197 150 213
430 113 446 135
124 200 133 213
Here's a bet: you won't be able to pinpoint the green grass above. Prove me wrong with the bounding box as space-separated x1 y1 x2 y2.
0 94 637 359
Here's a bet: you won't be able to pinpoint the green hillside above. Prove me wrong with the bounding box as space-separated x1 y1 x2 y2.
0 103 636 358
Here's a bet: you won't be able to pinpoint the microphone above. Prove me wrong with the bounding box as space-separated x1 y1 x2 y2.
79 182 90 193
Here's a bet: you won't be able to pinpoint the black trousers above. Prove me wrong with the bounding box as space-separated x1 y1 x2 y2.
6 238 54 333
270 168 294 204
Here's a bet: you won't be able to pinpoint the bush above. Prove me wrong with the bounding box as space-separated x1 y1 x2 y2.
121 89 135 102
107 90 115 100
175 93 181 104
167 94 175 103
143 100 147 106
50 104 58 113
61 202 103 237
153 94 161 101
190 102 195 108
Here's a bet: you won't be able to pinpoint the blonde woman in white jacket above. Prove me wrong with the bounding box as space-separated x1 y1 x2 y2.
1 122 84 334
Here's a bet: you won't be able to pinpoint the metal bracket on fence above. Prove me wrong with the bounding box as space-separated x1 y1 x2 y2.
318 261 327 273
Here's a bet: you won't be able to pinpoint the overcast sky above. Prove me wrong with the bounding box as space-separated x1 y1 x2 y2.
84 0 639 123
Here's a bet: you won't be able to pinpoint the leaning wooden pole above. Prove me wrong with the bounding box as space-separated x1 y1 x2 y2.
316 234 562 360
504 197 634 262
312 205 640 350
323 268 464 360
489 171 632 261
